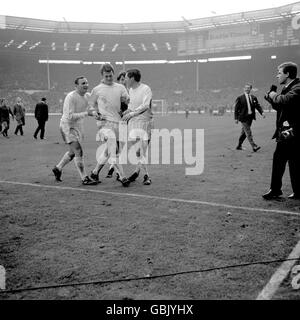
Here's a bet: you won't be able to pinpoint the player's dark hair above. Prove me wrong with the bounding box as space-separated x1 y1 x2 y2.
117 71 126 82
74 76 86 85
278 62 298 79
126 69 141 82
100 63 114 75
245 83 252 89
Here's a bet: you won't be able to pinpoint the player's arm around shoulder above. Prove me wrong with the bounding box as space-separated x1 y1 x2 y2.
120 85 130 104
87 89 102 118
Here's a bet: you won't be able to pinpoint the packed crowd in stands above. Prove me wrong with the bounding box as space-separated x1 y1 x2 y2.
0 57 273 114
0 86 271 115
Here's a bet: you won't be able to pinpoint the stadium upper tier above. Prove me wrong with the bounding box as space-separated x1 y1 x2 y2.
1 2 300 34
1 2 300 60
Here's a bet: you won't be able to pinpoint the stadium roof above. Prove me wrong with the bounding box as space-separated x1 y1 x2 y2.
1 1 300 34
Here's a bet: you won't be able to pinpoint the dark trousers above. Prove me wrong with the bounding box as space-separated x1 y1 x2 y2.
15 117 25 135
270 139 300 195
15 124 24 135
238 117 256 148
34 120 46 139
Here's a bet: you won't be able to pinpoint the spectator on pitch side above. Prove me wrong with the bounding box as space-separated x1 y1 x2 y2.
13 97 26 136
0 98 14 138
234 83 265 152
33 97 49 140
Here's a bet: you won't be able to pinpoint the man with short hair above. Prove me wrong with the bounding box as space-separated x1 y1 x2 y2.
34 97 49 140
52 76 98 185
123 68 153 185
234 83 265 152
89 63 130 187
263 61 300 200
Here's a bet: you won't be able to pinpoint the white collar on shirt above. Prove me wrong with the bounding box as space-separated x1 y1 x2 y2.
283 79 295 89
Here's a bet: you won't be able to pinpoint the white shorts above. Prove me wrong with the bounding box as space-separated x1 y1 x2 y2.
128 119 154 141
96 120 119 142
60 122 83 144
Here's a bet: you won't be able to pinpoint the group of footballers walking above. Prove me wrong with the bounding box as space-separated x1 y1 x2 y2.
52 63 153 187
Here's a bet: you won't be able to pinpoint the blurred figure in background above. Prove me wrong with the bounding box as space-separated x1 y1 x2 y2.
185 107 189 119
13 97 25 136
34 97 49 140
0 98 14 138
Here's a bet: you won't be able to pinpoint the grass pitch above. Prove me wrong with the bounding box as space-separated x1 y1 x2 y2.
0 113 300 299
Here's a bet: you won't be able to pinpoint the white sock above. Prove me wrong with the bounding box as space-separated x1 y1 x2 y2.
74 156 87 180
93 154 108 175
138 156 149 176
113 163 125 180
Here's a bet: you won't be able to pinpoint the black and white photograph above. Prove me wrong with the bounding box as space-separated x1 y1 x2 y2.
1 0 300 307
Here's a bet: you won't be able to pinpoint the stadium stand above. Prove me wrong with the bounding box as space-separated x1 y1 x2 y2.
1 2 300 113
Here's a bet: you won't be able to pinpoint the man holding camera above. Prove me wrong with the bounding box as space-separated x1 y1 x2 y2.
263 61 300 200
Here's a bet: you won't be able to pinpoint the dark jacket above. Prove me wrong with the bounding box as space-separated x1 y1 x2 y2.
13 103 25 122
120 102 128 114
270 78 300 140
35 101 49 122
234 93 264 122
0 105 13 122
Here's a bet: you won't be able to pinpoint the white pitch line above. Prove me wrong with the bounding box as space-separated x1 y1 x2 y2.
256 239 300 300
0 180 300 217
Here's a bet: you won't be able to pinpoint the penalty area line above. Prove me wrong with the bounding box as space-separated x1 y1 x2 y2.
0 180 300 217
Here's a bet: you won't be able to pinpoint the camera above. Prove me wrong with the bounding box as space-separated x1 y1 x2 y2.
264 84 277 102
280 127 294 140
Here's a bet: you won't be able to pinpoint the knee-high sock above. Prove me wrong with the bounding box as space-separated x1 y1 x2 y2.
113 162 125 179
92 162 106 176
137 155 149 176
106 138 126 179
57 152 74 170
133 140 149 175
107 152 125 179
74 156 87 180
93 151 108 175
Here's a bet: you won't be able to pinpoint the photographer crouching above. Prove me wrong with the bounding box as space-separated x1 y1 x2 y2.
263 61 300 200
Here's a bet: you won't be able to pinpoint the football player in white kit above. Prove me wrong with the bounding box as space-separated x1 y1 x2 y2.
52 76 98 185
123 69 153 185
89 64 131 187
